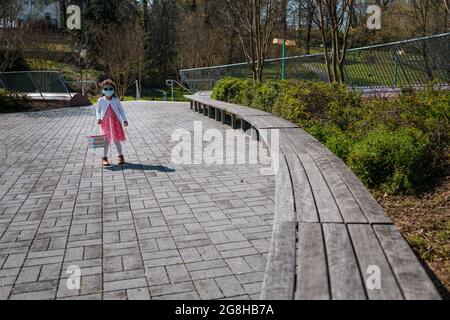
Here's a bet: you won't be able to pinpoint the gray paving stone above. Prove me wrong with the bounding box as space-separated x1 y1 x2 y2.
225 257 253 274
103 290 128 300
10 289 56 300
145 266 170 286
166 264 191 283
186 259 227 272
0 103 275 300
150 281 195 297
3 253 27 268
104 278 147 292
16 266 41 284
190 267 232 280
215 276 247 297
127 287 151 300
154 291 200 300
194 279 224 300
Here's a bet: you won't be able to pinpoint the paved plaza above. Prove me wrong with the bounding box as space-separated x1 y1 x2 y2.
0 102 275 300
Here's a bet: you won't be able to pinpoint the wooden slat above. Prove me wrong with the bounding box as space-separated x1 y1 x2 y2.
374 225 441 300
328 156 392 224
244 115 300 130
296 223 330 300
261 154 296 299
297 154 342 223
261 221 297 300
226 105 270 117
315 158 367 224
280 133 319 222
294 130 392 225
348 224 404 300
296 132 366 223
323 223 367 300
284 131 342 223
274 154 296 223
187 95 270 117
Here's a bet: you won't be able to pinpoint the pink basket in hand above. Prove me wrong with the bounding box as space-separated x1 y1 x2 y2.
87 134 106 149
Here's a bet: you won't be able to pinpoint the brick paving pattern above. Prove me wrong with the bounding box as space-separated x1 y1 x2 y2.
0 102 275 300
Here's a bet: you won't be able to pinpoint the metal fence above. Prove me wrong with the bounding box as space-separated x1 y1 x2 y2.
179 33 450 93
0 71 73 101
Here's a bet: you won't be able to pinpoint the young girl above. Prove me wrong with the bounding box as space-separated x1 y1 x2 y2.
96 79 129 167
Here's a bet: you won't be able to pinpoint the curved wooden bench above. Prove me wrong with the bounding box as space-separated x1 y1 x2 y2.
186 93 442 300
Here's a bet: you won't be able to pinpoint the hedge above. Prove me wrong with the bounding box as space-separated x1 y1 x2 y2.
212 77 449 194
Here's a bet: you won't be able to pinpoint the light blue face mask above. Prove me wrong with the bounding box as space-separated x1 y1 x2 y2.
103 88 115 97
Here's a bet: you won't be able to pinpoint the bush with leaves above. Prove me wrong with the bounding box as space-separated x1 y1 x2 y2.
348 126 429 193
211 77 450 194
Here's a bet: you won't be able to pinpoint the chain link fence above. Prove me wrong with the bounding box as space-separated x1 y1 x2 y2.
180 33 450 93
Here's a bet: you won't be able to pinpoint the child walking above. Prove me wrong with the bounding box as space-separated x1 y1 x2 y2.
96 79 128 167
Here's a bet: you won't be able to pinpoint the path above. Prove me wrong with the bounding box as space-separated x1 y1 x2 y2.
0 102 275 300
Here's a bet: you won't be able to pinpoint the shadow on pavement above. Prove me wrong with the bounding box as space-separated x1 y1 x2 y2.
105 163 176 173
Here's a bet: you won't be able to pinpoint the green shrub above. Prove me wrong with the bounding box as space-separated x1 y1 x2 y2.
211 77 256 105
252 80 281 112
211 77 449 194
308 124 354 161
0 89 31 113
348 125 429 193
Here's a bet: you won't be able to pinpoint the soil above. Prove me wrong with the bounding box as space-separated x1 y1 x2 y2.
375 176 450 299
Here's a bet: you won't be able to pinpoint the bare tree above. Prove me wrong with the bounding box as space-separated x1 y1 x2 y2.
314 0 354 83
97 22 147 99
224 0 281 81
296 0 317 54
0 0 25 72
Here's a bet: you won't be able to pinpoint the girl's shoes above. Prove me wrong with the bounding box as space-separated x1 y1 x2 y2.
118 155 125 165
102 157 111 167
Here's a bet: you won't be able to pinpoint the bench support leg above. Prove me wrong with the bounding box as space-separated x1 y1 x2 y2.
221 110 226 124
231 115 242 130
215 108 221 122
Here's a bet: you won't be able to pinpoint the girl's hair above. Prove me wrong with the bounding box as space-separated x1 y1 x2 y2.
100 79 118 98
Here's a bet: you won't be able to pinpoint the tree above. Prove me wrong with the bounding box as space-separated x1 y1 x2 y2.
296 0 317 54
314 0 354 83
59 0 68 31
146 0 178 84
224 0 281 81
0 0 26 72
97 21 146 99
175 0 238 69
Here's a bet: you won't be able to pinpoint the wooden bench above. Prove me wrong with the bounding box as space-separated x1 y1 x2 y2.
186 93 442 300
